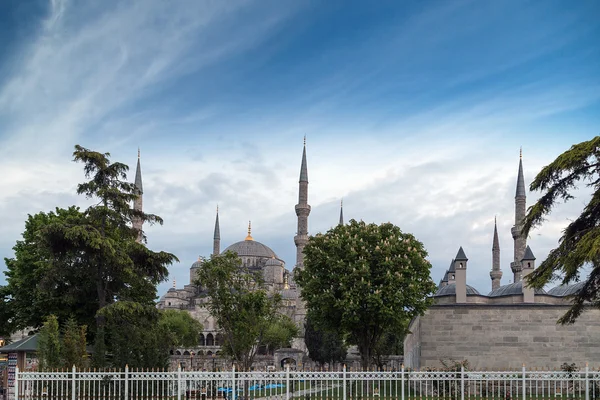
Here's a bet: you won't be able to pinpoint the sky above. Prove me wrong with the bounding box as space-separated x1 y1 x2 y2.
0 0 599 298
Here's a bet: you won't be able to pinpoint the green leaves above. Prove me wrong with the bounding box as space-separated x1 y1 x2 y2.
194 251 282 371
523 136 600 324
296 219 436 368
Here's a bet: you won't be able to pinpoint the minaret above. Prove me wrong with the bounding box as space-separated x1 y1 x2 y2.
213 206 220 256
454 247 468 303
521 246 536 303
133 148 143 243
294 137 311 269
490 217 502 290
339 199 344 226
510 148 527 282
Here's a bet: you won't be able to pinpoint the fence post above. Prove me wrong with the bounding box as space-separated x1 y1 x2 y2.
177 363 182 400
124 364 129 400
460 364 465 400
586 363 590 400
14 366 19 400
232 364 236 400
522 364 526 400
71 365 76 400
286 365 290 400
343 364 347 400
401 364 405 400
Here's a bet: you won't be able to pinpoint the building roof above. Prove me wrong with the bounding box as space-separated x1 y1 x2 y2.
454 247 468 262
299 141 308 182
547 281 585 297
191 258 203 269
134 153 143 194
488 281 547 297
522 245 536 261
516 155 526 197
224 240 278 259
0 334 38 353
434 283 480 297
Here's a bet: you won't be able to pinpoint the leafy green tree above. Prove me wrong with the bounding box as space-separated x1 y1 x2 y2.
159 309 204 348
0 286 15 337
523 136 600 324
4 145 177 364
296 219 436 369
304 315 347 367
261 315 299 354
61 317 88 368
372 328 405 370
38 315 61 370
194 251 281 371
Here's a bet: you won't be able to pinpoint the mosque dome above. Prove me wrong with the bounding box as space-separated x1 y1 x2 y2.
434 283 480 297
547 281 584 297
488 281 547 297
224 240 278 259
190 258 203 269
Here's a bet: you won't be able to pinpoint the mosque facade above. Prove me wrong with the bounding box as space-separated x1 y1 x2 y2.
403 153 600 370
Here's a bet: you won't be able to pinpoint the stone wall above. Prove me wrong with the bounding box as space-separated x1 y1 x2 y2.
404 304 600 370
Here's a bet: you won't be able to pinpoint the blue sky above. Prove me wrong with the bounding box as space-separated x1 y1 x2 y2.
0 0 599 297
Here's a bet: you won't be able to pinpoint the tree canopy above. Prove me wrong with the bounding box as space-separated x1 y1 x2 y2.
194 251 282 371
296 219 436 369
523 136 600 324
304 315 347 367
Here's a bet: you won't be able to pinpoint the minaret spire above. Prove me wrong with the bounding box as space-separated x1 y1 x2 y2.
133 148 144 243
294 138 311 269
511 148 527 282
213 205 220 256
490 216 502 290
339 199 344 226
245 221 253 241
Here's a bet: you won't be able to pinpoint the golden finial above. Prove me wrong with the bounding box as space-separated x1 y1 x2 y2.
138 147 140 159
520 146 522 159
172 279 176 288
283 273 290 290
245 221 253 241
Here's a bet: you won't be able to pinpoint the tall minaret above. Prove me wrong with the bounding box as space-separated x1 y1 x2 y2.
339 199 344 226
294 137 311 269
510 148 527 282
133 148 144 243
490 217 502 290
213 206 220 256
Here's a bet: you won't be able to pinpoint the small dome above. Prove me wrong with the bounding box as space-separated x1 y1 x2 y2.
488 281 547 297
266 257 283 267
434 283 480 297
224 240 278 258
191 258 203 269
547 281 585 297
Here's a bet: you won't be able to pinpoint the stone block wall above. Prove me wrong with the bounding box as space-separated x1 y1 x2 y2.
404 304 600 370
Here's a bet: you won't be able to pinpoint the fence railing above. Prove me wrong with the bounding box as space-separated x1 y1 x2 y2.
10 364 600 399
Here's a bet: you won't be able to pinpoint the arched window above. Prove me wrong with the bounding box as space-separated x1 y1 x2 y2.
175 351 181 355
197 350 204 356
183 351 190 356
206 333 214 346
215 333 223 346
206 351 213 356
199 333 205 346
169 350 174 355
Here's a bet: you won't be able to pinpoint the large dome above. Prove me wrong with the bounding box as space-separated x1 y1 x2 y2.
223 240 278 259
488 281 547 297
434 283 480 297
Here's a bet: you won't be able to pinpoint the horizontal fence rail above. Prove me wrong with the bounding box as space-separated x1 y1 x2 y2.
10 365 600 400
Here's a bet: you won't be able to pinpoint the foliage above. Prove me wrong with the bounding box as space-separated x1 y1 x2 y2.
2 145 177 365
0 285 15 337
296 219 436 369
194 251 281 371
304 315 347 367
61 317 88 368
372 328 405 369
261 315 299 354
37 315 61 370
159 309 203 348
522 136 600 323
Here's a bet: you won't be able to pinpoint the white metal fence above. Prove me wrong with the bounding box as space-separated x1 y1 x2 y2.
10 364 600 399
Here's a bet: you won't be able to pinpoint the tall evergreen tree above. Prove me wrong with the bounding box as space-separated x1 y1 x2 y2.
37 315 61 371
523 136 600 323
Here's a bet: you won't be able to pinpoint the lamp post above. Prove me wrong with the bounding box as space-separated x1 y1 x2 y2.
212 353 216 372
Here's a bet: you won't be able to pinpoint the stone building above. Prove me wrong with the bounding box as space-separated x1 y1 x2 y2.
133 141 321 369
403 152 600 370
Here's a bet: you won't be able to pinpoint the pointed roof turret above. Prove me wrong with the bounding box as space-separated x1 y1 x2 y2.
492 217 500 251
299 136 308 182
521 245 536 261
134 148 143 194
214 206 220 240
455 246 468 261
516 147 526 197
339 199 344 225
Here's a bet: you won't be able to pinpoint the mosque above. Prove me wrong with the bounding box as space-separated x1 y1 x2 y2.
134 142 317 368
403 152 600 370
